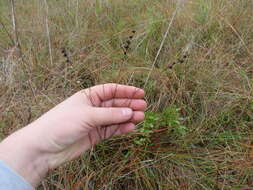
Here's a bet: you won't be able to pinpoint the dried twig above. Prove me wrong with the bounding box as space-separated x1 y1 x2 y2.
10 0 18 46
43 0 53 65
144 1 185 88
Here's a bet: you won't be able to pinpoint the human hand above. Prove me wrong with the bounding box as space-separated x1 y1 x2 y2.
0 84 146 187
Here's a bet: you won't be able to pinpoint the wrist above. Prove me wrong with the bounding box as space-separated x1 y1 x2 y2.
0 125 50 187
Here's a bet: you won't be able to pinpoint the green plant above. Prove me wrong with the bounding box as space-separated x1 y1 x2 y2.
134 105 187 146
134 111 160 146
163 106 188 137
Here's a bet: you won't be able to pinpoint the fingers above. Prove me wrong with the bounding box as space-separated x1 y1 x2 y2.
90 122 136 144
108 123 136 136
83 84 145 104
101 99 147 111
130 111 145 124
87 106 145 126
101 123 136 139
87 107 134 126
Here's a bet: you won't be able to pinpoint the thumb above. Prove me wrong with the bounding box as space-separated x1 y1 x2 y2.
88 107 133 126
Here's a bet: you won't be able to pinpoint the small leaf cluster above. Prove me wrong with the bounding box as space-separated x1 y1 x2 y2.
134 105 187 146
134 111 160 146
162 106 188 137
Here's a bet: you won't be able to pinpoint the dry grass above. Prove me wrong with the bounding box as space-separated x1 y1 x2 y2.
1 0 253 189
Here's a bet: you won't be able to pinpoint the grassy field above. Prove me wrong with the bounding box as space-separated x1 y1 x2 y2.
1 0 253 189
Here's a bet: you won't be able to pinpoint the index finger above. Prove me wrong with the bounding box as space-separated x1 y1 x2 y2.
84 83 145 102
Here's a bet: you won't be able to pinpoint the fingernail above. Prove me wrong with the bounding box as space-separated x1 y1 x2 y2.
122 108 133 116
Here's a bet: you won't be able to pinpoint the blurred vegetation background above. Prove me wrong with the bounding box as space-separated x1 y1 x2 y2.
1 0 253 189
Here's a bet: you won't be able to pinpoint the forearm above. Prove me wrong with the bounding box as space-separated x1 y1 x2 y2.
0 124 49 187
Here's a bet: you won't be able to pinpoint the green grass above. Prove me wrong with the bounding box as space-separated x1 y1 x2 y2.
1 0 253 189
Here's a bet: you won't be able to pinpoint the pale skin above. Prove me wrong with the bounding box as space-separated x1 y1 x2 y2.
0 83 147 187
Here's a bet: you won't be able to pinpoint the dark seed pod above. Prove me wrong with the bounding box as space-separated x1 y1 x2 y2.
61 48 71 64
168 62 176 70
121 29 136 56
178 59 184 63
